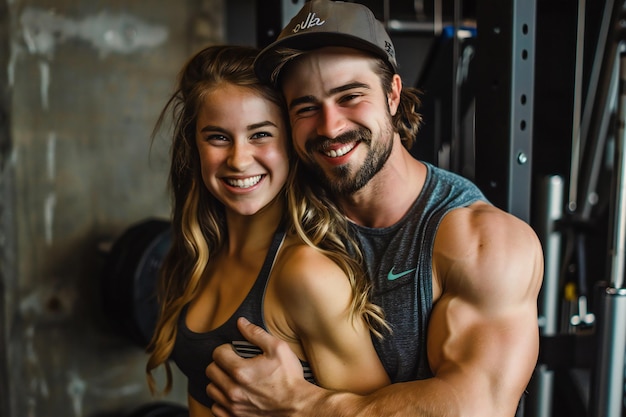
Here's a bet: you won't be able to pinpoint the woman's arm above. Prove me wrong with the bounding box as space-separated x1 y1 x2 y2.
266 243 390 394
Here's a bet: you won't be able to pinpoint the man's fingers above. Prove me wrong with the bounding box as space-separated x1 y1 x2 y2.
211 342 245 372
210 403 232 417
236 317 278 353
205 362 231 400
207 378 233 416
206 352 242 407
206 318 302 416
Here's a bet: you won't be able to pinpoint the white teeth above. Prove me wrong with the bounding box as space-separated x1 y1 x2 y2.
324 143 355 157
226 175 262 188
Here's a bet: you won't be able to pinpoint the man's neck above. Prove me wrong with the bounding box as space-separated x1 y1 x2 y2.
338 146 426 228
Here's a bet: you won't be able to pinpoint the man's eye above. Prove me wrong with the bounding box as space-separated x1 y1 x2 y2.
295 106 318 116
341 93 360 103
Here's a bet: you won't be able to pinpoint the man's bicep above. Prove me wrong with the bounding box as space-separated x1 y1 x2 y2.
427 285 540 415
428 220 543 414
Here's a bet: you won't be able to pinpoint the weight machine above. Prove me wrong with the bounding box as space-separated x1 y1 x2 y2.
519 0 626 416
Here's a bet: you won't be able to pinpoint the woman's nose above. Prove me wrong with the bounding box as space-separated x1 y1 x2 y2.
227 142 253 170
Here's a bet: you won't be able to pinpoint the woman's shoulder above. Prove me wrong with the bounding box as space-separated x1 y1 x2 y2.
272 235 351 303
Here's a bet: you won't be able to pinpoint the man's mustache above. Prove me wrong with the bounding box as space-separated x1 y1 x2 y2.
305 128 372 153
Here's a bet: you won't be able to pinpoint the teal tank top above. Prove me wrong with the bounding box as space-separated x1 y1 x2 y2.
351 162 488 382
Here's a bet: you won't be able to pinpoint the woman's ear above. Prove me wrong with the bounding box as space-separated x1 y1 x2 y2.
388 74 402 116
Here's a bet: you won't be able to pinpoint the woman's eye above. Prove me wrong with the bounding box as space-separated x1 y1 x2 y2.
251 131 272 140
206 134 229 143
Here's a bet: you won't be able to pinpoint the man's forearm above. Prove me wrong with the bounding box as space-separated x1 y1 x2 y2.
303 379 462 417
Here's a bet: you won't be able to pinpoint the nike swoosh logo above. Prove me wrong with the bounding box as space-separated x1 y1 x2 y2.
387 267 416 281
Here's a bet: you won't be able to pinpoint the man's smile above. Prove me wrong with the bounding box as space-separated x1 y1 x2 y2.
323 142 356 158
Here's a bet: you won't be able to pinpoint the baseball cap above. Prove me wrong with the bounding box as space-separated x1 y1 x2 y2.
254 0 397 83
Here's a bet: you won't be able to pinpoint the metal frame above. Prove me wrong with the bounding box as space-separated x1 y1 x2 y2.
588 46 626 417
255 0 306 49
528 175 565 417
474 0 536 223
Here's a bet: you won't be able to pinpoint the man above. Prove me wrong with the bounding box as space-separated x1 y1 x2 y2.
206 1 544 416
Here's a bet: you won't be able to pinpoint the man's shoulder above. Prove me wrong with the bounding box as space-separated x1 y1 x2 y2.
435 202 543 289
440 201 536 245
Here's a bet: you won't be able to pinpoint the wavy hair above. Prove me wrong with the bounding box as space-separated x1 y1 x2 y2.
146 45 386 397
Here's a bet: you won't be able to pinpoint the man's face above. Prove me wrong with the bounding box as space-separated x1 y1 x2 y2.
281 47 397 195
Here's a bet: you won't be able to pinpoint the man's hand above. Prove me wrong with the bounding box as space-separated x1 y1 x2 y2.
206 317 321 417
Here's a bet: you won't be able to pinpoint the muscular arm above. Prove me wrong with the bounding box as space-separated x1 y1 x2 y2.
207 203 544 417
267 243 390 394
306 204 543 417
423 203 543 415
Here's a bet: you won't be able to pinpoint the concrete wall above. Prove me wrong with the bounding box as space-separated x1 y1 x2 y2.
0 1 227 416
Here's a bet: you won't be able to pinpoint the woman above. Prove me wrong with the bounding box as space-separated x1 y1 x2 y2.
145 45 389 416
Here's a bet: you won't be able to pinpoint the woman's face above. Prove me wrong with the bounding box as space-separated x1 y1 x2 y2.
195 83 289 217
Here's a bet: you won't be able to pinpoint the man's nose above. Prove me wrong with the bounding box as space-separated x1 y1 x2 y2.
316 103 346 139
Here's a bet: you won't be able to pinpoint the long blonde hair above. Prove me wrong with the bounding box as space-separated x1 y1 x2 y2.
287 159 388 338
146 44 386 396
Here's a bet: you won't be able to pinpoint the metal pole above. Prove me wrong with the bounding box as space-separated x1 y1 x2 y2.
609 49 626 289
589 47 626 417
580 0 615 157
526 176 564 417
567 0 587 213
450 0 462 173
590 288 626 417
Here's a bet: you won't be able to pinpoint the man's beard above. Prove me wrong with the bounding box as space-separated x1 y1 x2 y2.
304 125 394 196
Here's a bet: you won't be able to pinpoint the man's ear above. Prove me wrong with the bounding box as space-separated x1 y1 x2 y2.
388 74 402 116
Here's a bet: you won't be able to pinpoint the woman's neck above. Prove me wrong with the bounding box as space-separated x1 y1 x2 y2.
225 196 285 257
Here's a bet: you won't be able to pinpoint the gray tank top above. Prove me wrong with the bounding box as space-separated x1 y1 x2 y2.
351 162 488 382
